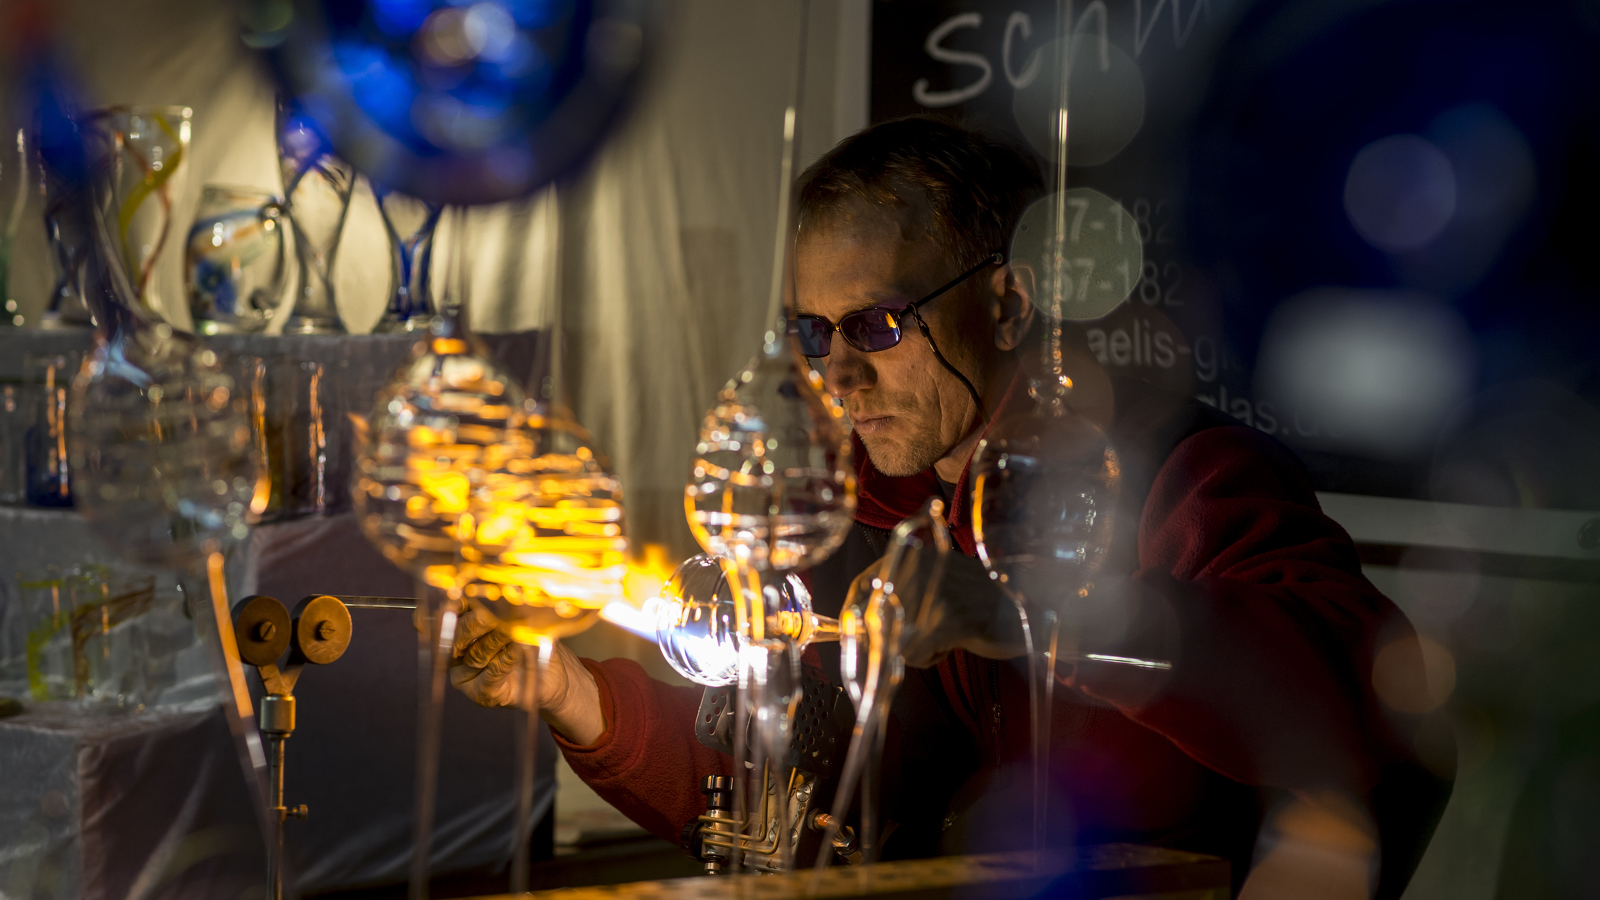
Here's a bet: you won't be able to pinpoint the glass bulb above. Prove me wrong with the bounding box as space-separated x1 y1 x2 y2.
71 326 266 568
686 347 856 572
455 411 627 645
971 410 1119 618
655 553 827 687
352 327 526 588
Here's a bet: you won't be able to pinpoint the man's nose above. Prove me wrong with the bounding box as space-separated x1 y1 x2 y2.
823 343 875 399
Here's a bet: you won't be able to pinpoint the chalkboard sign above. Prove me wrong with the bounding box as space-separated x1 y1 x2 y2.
870 0 1600 509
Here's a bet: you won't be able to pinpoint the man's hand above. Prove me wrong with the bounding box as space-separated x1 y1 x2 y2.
421 601 607 745
849 552 1029 668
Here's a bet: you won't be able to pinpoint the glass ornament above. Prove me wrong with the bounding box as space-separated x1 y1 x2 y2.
53 124 265 568
257 0 656 206
971 414 1119 619
676 0 851 872
351 264 529 898
32 77 273 870
966 11 1132 858
353 205 629 895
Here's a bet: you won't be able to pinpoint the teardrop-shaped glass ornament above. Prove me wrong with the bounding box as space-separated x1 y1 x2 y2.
966 18 1127 858
350 208 534 899
677 0 851 872
687 347 856 573
32 76 273 874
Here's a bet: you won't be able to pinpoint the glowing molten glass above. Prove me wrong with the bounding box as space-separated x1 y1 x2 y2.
455 414 628 645
354 335 526 590
654 553 838 687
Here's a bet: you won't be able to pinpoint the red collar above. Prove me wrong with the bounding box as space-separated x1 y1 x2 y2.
850 368 1025 556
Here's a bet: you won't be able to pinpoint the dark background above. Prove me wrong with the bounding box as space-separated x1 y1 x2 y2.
870 0 1600 509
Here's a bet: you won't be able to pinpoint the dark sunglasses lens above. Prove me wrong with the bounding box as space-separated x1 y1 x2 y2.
794 317 832 357
841 308 903 352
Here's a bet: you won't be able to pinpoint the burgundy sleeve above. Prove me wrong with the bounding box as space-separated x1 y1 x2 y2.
1071 425 1421 793
553 658 733 843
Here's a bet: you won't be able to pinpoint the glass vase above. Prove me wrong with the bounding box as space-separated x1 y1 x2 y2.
93 105 193 320
277 101 353 335
372 187 443 334
185 185 287 334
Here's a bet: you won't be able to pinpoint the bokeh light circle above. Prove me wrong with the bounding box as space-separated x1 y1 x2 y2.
257 0 655 205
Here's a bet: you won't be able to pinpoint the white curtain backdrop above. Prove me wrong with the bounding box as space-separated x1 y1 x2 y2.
4 0 869 564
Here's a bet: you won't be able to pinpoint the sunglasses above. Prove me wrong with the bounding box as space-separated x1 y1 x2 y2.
791 252 1005 358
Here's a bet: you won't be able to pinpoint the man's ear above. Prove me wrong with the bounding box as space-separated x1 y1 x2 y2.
991 260 1037 352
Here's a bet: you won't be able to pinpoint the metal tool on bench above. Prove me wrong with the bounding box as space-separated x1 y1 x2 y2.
232 594 354 900
682 667 859 874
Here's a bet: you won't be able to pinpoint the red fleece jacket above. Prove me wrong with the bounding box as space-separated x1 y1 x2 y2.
555 420 1417 853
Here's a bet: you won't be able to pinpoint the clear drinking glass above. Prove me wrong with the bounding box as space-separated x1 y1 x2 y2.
93 105 193 318
185 185 286 334
277 101 354 335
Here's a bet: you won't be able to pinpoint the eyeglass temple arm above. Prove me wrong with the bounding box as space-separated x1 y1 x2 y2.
908 252 1006 313
906 251 1005 418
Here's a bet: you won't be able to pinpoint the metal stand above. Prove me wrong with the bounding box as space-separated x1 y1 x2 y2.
682 672 858 874
234 594 354 900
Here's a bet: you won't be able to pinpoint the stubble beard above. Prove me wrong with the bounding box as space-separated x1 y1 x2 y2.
858 425 947 477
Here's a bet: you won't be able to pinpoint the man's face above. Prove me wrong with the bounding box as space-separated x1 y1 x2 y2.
795 211 1000 477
